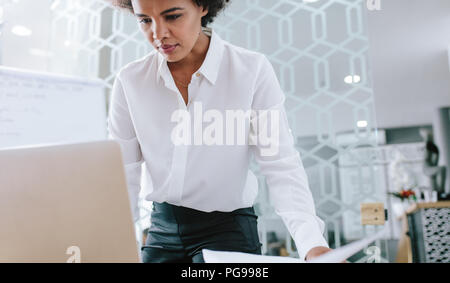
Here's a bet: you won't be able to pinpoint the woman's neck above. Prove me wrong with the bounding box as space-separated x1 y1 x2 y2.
168 30 211 75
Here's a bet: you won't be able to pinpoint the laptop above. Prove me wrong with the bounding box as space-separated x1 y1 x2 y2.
0 141 140 263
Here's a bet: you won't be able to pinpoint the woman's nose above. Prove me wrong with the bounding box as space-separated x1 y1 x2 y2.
152 21 169 42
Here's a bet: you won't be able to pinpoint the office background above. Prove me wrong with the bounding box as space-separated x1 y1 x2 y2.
1 0 449 262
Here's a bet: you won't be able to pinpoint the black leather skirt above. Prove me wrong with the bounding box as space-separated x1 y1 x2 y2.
141 202 262 263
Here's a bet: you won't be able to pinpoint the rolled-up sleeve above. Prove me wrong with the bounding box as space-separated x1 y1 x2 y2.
107 74 143 222
250 55 329 261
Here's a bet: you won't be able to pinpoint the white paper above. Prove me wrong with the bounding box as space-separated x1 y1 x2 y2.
308 227 387 263
203 226 387 263
202 249 302 263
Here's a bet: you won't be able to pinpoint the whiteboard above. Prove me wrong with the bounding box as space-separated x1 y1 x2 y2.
0 66 107 149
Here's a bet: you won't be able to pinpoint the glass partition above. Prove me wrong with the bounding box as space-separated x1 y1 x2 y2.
1 0 388 262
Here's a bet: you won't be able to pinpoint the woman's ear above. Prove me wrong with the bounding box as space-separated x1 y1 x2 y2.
201 7 208 17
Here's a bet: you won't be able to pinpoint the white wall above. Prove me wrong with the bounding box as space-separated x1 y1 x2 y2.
367 0 450 129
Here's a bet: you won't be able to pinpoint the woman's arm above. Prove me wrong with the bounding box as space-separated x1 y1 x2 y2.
250 55 329 262
107 75 143 222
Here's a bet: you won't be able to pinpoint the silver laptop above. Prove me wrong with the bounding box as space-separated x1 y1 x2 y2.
0 141 140 263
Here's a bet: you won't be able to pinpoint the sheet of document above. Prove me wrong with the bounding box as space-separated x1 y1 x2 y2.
203 249 302 263
203 226 387 263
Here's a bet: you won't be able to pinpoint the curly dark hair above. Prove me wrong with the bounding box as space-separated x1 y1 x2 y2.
106 0 230 27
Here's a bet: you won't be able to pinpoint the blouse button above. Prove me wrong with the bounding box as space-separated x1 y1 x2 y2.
196 73 201 77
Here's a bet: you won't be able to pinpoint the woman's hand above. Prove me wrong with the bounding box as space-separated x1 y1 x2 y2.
305 246 348 263
305 246 332 262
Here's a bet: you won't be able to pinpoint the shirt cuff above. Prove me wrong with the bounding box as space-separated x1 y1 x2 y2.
294 222 329 262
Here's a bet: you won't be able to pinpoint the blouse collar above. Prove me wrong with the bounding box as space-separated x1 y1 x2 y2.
157 27 225 87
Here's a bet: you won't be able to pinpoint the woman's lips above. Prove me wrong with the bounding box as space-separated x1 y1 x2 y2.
160 44 178 54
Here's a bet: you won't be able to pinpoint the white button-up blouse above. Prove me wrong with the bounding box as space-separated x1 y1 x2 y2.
107 27 329 260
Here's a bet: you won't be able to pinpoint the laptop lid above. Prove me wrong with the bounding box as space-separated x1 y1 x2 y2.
0 140 140 263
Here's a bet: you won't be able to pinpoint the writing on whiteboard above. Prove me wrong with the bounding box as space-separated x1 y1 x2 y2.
0 66 107 149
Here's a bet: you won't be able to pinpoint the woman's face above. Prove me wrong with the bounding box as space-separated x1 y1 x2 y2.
131 0 208 62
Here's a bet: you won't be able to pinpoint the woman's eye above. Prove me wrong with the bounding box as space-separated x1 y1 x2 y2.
139 18 152 24
166 14 181 21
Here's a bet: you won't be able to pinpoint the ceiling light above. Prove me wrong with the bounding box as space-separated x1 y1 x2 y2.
357 120 368 128
344 75 361 84
11 25 32 37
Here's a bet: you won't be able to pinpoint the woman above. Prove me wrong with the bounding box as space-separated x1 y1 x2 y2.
107 0 331 263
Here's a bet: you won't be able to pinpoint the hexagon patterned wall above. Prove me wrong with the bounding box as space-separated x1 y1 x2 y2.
49 0 386 261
